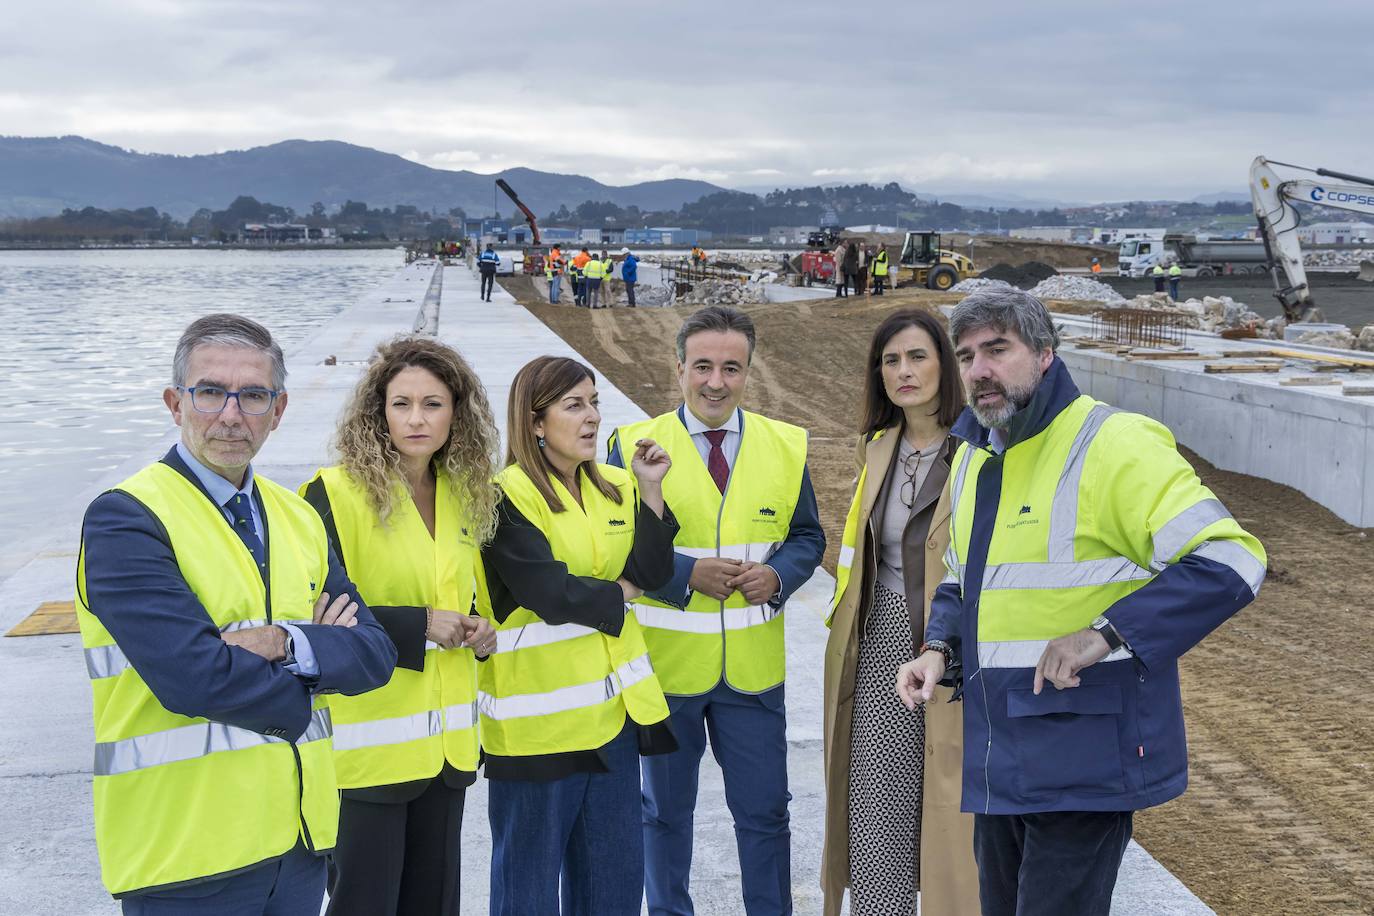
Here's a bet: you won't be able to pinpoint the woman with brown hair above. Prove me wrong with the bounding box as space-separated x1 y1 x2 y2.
821 309 979 915
479 355 679 916
300 335 501 915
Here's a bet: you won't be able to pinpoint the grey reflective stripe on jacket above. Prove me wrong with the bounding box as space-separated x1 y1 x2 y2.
477 653 654 721
94 706 333 777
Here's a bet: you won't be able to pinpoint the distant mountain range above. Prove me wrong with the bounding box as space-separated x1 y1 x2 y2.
0 136 727 220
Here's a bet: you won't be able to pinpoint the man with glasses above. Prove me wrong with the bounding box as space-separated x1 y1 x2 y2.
75 313 396 913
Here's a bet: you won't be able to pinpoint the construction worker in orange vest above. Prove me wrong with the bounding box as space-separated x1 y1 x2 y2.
546 246 565 304
571 247 592 307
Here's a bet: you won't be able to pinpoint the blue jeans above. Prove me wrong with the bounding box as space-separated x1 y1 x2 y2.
549 274 562 303
488 724 643 916
122 841 326 915
1169 279 1180 299
642 682 791 915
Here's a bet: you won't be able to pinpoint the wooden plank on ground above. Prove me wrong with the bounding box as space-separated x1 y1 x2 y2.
1264 347 1374 369
6 601 80 637
1126 350 1203 360
1204 363 1281 373
1280 376 1341 386
1343 386 1374 397
1221 349 1278 358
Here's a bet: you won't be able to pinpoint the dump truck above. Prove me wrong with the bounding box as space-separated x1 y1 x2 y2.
1129 233 1270 278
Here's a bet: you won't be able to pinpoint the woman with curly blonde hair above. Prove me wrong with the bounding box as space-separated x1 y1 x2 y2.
300 335 500 915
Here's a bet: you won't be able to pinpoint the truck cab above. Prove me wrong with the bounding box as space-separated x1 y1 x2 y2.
1117 233 1166 276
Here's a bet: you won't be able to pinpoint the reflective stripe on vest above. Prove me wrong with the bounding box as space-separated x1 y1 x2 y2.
76 463 336 896
493 620 599 654
96 707 333 776
478 463 669 757
478 653 654 721
978 639 1133 669
86 618 272 680
303 466 482 784
611 411 806 695
951 396 1265 654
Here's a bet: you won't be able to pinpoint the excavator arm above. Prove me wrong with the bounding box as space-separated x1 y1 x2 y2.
1251 156 1374 322
495 179 541 246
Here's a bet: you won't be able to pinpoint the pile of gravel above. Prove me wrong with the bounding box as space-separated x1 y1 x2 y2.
951 277 1015 292
1028 275 1126 302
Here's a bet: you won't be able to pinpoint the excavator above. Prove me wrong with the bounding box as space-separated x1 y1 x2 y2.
495 178 546 276
1251 156 1374 322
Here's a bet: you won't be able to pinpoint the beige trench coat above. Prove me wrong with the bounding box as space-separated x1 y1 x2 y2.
821 426 979 916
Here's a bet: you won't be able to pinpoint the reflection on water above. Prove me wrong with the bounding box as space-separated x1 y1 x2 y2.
0 248 399 559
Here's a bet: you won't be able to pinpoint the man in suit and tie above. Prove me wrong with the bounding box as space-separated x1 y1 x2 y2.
76 313 396 913
608 306 825 915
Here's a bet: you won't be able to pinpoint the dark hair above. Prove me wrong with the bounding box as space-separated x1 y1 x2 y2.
860 309 963 435
506 356 622 512
949 287 1059 353
675 306 756 363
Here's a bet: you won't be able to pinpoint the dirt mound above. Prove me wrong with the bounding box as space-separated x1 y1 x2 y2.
978 260 1060 288
1019 260 1058 283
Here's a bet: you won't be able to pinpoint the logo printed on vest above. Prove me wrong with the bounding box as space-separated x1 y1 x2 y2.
758 506 776 517
608 518 626 526
1019 505 1031 515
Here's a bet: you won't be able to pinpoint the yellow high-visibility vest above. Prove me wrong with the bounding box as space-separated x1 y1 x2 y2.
583 259 606 281
477 463 669 756
610 411 806 695
872 250 889 276
947 396 1265 661
302 466 482 787
76 463 336 897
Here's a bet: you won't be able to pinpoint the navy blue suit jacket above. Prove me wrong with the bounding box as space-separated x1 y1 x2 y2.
80 448 397 742
608 406 825 608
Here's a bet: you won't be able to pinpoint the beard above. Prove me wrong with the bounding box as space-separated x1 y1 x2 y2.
967 370 1042 429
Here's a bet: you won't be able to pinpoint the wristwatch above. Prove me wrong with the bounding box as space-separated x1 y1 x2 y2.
280 626 296 666
1090 615 1125 652
919 639 955 668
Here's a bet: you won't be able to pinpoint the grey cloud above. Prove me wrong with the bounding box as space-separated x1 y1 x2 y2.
0 1 1369 200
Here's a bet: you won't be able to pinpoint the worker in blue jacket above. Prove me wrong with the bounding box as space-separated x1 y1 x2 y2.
477 244 500 301
619 247 640 307
896 288 1265 916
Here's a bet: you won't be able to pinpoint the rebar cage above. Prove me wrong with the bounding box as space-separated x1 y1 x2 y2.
1090 308 1190 349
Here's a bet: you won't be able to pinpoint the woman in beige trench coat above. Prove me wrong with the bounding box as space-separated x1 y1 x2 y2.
822 309 980 916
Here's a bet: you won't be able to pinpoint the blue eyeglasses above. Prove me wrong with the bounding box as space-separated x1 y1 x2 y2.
176 385 281 415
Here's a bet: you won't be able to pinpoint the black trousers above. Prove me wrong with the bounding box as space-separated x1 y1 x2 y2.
480 271 495 298
973 810 1133 916
327 777 467 916
872 273 886 295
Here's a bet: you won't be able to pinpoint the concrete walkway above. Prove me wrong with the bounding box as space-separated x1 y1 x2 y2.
0 261 1213 915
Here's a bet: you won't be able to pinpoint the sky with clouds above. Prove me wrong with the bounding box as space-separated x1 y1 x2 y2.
2 1 1368 202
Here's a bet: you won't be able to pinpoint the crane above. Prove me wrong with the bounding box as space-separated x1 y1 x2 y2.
494 178 546 276
1250 156 1374 322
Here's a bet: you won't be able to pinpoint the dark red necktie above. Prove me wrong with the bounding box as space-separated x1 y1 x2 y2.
704 429 729 494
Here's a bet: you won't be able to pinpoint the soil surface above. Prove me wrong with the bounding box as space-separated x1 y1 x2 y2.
499 277 1374 915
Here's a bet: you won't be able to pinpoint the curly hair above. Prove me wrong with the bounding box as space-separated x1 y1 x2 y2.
334 336 501 543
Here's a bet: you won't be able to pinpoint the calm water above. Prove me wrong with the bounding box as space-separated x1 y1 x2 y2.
0 248 400 565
